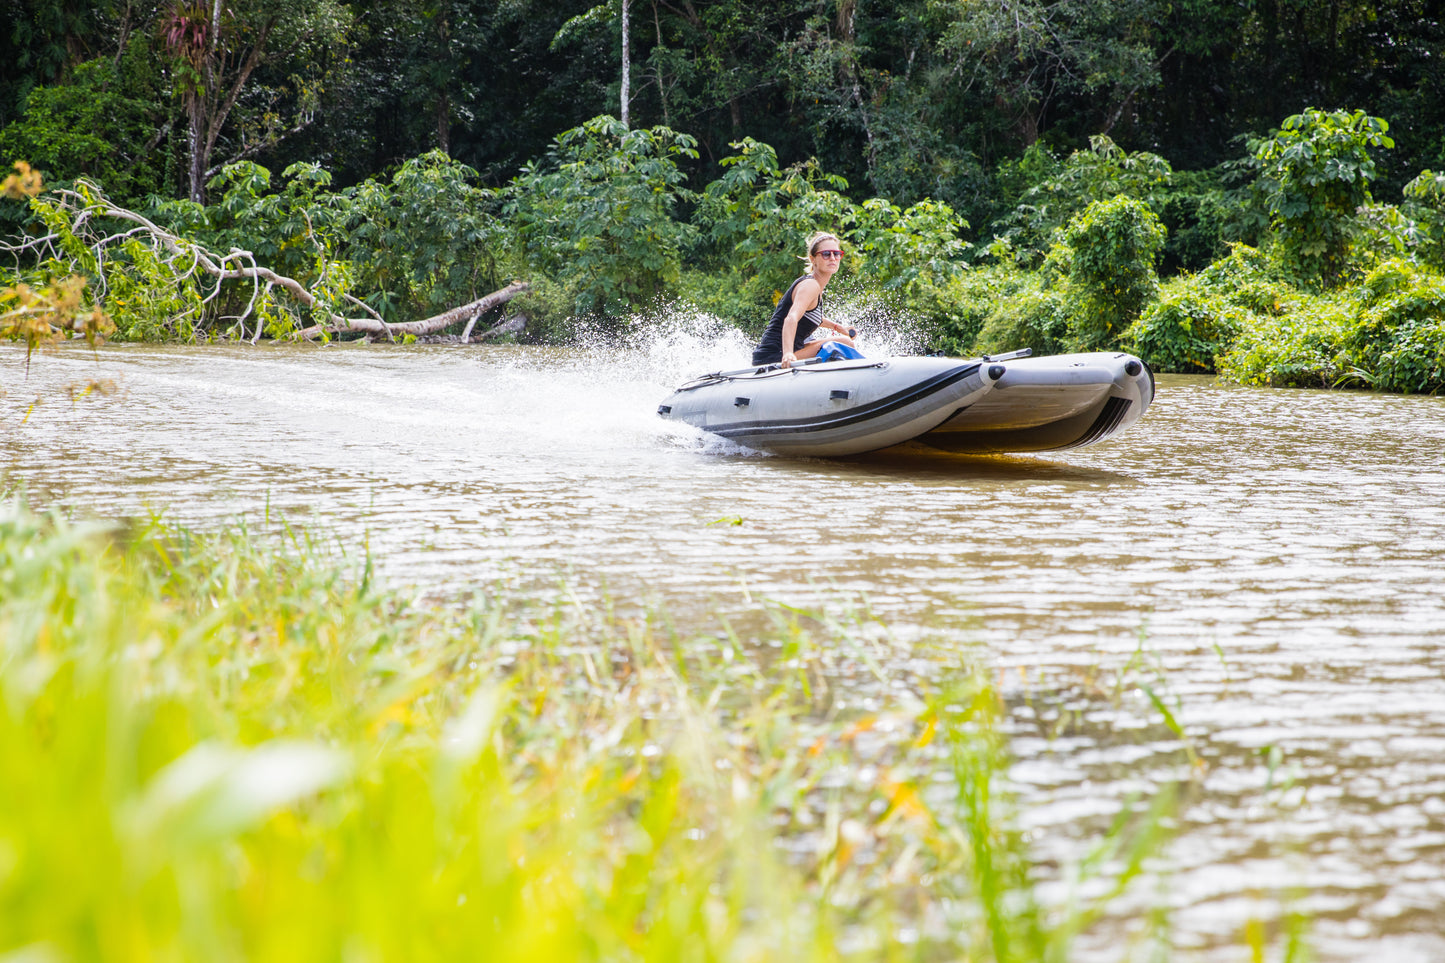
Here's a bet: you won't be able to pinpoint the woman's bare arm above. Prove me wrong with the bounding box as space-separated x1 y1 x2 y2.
779 278 823 367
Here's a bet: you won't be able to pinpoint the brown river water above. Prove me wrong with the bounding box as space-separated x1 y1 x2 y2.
4 340 1444 960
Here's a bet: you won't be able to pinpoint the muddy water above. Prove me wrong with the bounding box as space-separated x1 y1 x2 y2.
4 341 1444 960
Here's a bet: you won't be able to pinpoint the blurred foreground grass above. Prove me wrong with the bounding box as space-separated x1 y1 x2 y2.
0 501 1188 962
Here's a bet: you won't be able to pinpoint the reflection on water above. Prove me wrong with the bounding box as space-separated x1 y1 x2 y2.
4 341 1445 960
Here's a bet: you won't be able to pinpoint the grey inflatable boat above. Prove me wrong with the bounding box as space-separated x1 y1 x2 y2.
656 348 1154 457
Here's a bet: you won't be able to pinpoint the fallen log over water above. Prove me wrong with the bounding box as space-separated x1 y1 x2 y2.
295 281 530 341
464 311 526 342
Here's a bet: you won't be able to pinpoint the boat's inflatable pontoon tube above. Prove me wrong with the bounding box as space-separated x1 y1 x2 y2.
659 356 1001 457
918 352 1155 453
657 350 1153 457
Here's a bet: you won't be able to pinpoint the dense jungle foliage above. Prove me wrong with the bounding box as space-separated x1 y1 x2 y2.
3 0 1444 391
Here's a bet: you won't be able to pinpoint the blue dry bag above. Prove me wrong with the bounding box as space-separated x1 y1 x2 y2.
816 341 865 362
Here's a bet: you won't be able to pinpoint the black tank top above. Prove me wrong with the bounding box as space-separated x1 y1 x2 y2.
753 276 824 362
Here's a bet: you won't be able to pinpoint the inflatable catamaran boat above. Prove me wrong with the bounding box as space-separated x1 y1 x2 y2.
656 349 1154 457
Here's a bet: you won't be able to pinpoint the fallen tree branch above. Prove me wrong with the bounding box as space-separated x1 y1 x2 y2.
295 281 531 340
7 179 530 343
473 312 526 342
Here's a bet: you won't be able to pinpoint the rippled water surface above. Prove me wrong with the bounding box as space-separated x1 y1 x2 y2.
5 341 1444 960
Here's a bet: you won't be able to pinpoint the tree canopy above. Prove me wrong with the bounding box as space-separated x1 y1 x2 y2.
3 0 1441 215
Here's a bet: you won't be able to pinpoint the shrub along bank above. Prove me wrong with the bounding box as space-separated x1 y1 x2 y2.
4 108 1443 393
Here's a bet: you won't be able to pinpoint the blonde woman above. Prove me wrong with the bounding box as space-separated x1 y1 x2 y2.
751 231 859 368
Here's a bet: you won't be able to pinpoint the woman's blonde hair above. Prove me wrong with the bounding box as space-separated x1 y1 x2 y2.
798 231 842 266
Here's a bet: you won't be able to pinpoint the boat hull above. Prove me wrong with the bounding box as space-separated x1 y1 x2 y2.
919 351 1154 453
657 351 1153 457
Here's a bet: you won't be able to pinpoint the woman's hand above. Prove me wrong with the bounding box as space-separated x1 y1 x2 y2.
780 351 797 369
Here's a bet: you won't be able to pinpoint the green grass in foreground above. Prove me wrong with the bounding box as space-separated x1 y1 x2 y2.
1 502 1209 961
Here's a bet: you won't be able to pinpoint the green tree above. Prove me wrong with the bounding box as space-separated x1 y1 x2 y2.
990 135 1173 265
0 0 127 122
159 0 353 203
694 137 857 308
1124 245 1289 373
344 151 505 318
1060 194 1166 348
1338 259 1445 393
507 115 698 319
1251 108 1394 284
635 0 813 148
552 0 633 126
933 0 1165 147
0 55 166 204
204 160 354 289
1402 170 1445 271
384 0 482 155
852 197 969 291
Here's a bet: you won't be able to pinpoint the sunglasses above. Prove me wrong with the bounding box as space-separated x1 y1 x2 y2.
815 249 845 259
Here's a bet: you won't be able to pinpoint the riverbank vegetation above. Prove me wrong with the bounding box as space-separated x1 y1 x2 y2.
2 497 1289 960
2 1 1442 392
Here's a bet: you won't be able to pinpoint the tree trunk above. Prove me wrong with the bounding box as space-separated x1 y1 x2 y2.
437 4 452 151
180 13 276 205
296 281 531 340
437 91 451 153
470 312 526 342
187 96 206 203
652 1 668 124
621 0 631 127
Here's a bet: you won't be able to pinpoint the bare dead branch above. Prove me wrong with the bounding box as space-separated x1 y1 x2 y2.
8 181 529 344
294 281 531 340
